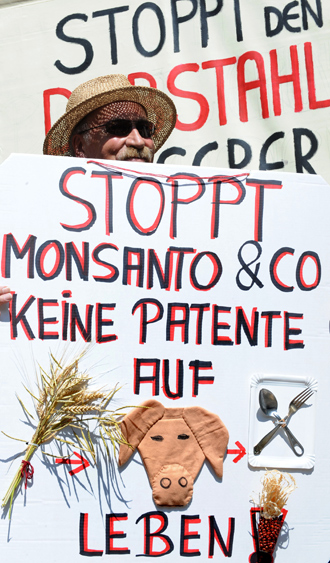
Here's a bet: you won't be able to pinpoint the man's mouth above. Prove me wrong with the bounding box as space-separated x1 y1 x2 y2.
125 157 147 162
117 147 154 163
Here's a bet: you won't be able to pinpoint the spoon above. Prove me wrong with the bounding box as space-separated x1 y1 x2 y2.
254 388 304 456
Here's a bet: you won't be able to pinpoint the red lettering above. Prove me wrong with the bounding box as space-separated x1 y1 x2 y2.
305 42 330 110
180 516 201 556
79 513 104 556
60 168 96 233
38 299 59 340
202 58 237 125
127 178 165 235
245 178 283 242
43 87 71 135
270 45 302 116
167 63 209 130
270 247 295 292
237 51 269 122
167 173 205 239
106 514 130 554
132 298 163 344
167 303 190 343
212 306 233 346
284 312 304 350
96 303 117 344
128 72 157 88
209 175 246 239
91 171 123 236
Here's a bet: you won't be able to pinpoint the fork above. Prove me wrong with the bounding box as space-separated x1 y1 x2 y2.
253 386 314 456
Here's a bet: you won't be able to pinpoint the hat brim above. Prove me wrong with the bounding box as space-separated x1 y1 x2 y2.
43 85 177 156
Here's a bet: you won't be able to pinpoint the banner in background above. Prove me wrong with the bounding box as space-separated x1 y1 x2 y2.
0 0 330 180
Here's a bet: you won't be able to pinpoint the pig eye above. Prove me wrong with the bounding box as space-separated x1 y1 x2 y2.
178 434 190 440
151 435 164 441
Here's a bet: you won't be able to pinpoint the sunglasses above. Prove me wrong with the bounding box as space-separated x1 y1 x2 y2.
79 118 155 139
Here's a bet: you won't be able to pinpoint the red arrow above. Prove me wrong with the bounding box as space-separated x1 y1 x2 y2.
227 441 246 463
55 451 90 475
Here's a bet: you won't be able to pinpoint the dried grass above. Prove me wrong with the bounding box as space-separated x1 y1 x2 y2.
2 351 128 517
259 470 296 519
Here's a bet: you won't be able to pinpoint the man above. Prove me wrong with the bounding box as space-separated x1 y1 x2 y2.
43 74 177 162
1 74 177 308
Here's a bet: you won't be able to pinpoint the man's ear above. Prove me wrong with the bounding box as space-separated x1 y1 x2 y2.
70 133 86 158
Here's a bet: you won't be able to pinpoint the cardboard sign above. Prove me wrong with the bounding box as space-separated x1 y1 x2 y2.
0 154 329 561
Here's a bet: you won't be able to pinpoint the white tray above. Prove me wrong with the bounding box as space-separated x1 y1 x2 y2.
248 373 317 469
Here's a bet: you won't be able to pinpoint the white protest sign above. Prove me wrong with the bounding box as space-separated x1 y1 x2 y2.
0 154 329 561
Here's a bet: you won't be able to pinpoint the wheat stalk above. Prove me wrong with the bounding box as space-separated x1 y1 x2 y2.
1 351 125 518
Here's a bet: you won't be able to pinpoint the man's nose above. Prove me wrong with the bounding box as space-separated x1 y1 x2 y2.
126 127 145 148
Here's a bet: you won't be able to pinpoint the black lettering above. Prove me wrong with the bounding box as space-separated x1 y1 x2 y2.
236 307 259 346
296 251 321 290
96 303 117 344
105 513 130 555
208 516 235 557
70 303 93 342
2 234 36 278
92 7 129 65
65 242 89 281
293 127 318 173
301 0 323 29
133 3 166 57
200 0 223 48
10 294 36 340
167 303 190 343
79 513 103 556
38 299 59 340
147 249 171 290
236 241 264 291
136 511 174 556
259 131 285 170
190 252 222 290
35 241 65 281
189 360 214 397
180 515 201 556
227 138 252 168
191 303 210 345
233 0 243 41
284 312 305 350
163 359 184 399
264 6 283 37
134 359 160 395
283 1 301 32
157 146 186 164
55 14 93 75
123 247 145 287
192 141 218 166
171 0 198 53
92 243 119 283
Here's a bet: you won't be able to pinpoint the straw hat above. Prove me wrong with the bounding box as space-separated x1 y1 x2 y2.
43 74 177 156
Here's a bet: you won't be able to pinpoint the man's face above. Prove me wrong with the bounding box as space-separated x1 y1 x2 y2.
71 101 155 162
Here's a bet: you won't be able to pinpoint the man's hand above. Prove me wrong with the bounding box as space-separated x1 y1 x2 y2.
0 286 12 309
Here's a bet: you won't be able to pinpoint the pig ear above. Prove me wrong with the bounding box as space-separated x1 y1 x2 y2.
183 406 229 478
118 400 165 466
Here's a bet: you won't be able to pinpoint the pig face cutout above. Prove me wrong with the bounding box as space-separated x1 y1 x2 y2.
118 400 229 507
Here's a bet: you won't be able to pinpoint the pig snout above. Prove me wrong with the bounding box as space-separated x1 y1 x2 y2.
152 464 193 506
